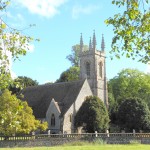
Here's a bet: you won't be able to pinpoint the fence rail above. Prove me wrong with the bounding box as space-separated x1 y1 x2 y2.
1 133 150 141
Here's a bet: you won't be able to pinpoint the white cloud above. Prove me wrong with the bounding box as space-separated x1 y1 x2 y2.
14 0 68 18
72 4 100 19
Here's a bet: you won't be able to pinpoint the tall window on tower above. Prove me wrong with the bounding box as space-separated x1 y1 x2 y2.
99 62 103 78
51 114 55 126
86 62 90 78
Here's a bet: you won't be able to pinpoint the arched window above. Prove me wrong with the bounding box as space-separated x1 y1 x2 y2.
86 62 90 78
70 114 72 122
51 114 55 126
99 62 103 78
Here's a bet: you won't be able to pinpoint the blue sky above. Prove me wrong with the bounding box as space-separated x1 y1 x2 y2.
3 0 149 84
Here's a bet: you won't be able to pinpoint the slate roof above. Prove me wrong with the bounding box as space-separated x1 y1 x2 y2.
21 79 86 118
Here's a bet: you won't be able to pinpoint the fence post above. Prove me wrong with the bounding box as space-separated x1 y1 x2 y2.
48 130 50 137
32 131 35 140
95 131 97 137
59 131 62 138
133 129 135 137
106 130 109 137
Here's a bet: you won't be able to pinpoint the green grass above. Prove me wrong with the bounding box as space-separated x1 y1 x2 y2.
1 145 150 150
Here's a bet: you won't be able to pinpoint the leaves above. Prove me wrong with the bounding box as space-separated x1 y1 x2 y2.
0 1 37 90
0 90 47 136
9 76 39 95
106 0 150 63
108 68 150 126
0 0 10 10
56 66 80 83
118 98 150 131
75 96 109 133
1 23 6 29
66 44 88 67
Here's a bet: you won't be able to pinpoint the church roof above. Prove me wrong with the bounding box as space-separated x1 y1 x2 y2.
21 79 86 118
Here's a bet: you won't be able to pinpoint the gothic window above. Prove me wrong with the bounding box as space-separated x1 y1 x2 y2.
86 62 90 78
99 62 103 78
70 114 72 122
51 114 55 126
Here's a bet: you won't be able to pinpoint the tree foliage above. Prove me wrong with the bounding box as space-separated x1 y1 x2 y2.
117 97 150 131
0 90 47 136
108 68 150 106
108 92 118 124
105 0 150 63
108 68 150 124
66 44 88 66
9 76 39 94
56 66 80 83
75 96 109 133
0 1 37 90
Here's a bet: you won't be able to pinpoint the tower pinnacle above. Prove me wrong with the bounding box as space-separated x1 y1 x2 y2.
101 34 105 51
80 33 83 52
89 37 92 51
92 30 96 51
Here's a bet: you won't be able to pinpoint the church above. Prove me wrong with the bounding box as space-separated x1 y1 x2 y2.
22 31 108 134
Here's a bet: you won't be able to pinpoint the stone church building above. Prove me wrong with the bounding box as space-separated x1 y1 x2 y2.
22 31 108 134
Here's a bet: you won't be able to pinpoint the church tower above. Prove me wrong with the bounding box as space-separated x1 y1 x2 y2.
79 31 108 107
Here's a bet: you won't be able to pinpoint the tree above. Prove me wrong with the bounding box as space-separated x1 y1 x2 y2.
0 1 37 90
9 76 39 94
108 68 150 107
66 44 88 66
75 96 109 133
56 66 80 83
105 0 150 63
108 68 150 125
117 97 150 131
15 76 38 87
108 92 118 124
0 90 47 136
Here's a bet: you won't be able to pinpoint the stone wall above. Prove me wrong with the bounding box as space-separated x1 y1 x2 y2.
0 138 76 148
1 136 150 148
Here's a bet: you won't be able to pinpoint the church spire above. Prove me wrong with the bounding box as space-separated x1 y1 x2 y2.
80 33 83 52
89 37 92 51
101 34 105 51
92 30 96 51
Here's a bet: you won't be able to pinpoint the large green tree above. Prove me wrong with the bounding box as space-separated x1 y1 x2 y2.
75 96 109 133
56 66 80 83
0 1 37 90
105 0 150 63
117 97 150 131
108 68 150 124
0 90 47 136
108 68 150 106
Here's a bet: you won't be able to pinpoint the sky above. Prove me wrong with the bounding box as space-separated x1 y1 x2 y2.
2 0 150 84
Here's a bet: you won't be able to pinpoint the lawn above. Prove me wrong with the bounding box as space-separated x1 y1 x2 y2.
1 145 150 150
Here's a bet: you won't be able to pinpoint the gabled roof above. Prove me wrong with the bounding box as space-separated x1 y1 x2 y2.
21 79 86 118
51 98 61 113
